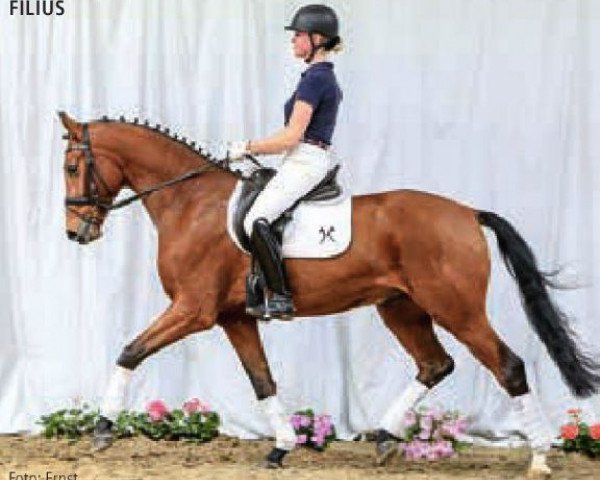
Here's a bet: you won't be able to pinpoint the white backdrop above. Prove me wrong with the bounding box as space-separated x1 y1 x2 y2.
1 0 600 442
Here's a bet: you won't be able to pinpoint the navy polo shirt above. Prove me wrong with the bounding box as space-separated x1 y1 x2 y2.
284 62 343 145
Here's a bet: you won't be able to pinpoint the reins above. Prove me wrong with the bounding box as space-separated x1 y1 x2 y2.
64 122 261 213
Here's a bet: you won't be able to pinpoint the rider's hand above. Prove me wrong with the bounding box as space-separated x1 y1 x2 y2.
227 140 250 161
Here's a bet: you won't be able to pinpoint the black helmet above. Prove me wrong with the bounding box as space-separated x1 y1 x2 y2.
285 4 339 39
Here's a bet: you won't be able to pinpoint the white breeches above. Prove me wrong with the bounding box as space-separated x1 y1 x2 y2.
243 142 335 237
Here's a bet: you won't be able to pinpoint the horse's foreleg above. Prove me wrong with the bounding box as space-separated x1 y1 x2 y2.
93 300 214 451
374 295 455 465
220 313 296 469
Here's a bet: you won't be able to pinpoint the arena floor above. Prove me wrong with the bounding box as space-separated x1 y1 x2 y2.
0 435 596 479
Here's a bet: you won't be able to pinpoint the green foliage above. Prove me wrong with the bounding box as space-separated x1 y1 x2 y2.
38 407 99 440
38 404 220 443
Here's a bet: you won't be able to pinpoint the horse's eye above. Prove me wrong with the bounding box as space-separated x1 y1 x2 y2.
65 163 79 176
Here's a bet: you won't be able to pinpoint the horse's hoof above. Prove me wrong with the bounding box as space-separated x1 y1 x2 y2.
91 433 113 452
91 416 114 452
527 451 552 478
263 447 288 469
375 440 398 466
527 468 552 479
263 460 283 469
527 464 552 479
375 439 399 466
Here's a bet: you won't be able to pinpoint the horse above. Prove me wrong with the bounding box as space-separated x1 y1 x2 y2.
59 111 600 476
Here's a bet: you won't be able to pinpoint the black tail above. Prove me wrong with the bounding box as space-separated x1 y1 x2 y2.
478 210 600 398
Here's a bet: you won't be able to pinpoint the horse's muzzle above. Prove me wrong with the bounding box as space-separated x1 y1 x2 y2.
66 220 102 244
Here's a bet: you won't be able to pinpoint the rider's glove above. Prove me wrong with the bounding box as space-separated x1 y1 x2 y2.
227 140 250 161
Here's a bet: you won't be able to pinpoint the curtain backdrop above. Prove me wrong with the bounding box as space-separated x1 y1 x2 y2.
1 0 599 441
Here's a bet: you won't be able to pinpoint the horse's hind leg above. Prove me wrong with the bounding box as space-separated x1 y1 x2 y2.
433 307 553 477
374 295 454 464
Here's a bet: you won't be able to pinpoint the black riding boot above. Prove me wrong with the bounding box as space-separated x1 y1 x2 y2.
249 218 295 319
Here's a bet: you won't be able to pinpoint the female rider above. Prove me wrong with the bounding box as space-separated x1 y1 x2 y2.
228 4 343 319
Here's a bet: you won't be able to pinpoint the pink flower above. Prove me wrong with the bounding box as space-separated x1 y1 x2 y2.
299 415 311 428
455 418 468 434
311 433 326 447
440 422 458 438
313 415 333 437
440 419 467 439
316 414 332 430
146 400 168 422
589 424 600 440
182 398 210 415
403 410 417 427
296 434 307 445
400 439 455 461
433 440 454 458
560 424 579 440
290 414 303 429
426 449 440 461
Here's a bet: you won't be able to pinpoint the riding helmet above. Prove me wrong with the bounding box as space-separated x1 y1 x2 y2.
285 4 339 39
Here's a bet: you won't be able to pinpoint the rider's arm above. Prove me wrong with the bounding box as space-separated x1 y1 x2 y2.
247 100 313 155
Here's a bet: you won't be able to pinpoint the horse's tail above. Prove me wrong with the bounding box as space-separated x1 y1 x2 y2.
477 210 600 398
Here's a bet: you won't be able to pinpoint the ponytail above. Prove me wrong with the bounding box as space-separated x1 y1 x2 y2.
324 36 343 52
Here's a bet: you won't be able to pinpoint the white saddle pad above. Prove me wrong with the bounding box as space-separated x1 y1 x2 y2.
226 179 352 259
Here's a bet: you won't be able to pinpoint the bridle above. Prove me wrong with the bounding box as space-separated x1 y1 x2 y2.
63 123 258 241
64 124 113 211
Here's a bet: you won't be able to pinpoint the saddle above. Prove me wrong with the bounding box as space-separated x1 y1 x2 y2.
232 165 342 251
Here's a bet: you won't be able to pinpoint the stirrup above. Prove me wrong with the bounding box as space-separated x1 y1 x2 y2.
245 272 266 317
263 293 295 320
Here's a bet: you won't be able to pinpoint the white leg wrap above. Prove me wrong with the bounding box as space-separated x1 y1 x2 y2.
380 380 428 438
529 450 552 476
512 393 553 452
259 395 297 451
100 366 133 421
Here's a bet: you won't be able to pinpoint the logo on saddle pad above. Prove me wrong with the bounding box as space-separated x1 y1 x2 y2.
319 226 336 243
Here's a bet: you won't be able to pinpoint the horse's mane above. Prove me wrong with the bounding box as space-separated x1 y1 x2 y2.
94 115 234 174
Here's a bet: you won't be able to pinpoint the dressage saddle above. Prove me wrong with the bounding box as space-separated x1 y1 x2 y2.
233 164 342 252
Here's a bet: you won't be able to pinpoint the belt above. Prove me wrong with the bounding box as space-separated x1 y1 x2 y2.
301 138 330 150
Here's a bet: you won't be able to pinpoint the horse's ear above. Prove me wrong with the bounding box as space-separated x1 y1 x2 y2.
58 111 82 139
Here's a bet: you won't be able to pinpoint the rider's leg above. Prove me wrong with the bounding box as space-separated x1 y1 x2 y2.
250 217 295 318
244 144 332 317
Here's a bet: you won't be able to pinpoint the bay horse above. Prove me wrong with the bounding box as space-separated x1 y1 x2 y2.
59 112 600 476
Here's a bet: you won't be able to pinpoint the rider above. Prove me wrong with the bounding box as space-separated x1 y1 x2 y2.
228 4 343 319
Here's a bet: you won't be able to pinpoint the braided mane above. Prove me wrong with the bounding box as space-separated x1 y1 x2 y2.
94 115 234 174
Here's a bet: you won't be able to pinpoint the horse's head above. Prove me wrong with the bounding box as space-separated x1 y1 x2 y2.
59 112 124 244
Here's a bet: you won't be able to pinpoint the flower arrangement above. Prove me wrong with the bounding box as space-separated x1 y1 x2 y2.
559 408 600 458
38 407 99 439
290 409 336 450
397 406 469 461
38 398 219 443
